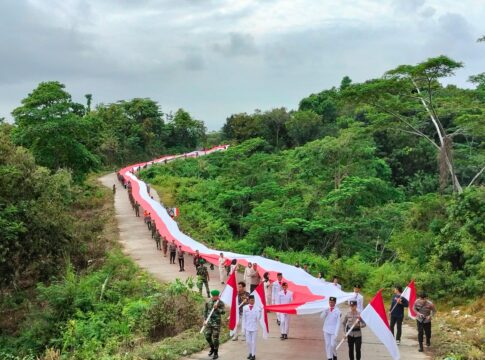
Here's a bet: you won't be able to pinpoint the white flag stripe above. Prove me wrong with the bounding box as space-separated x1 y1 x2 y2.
361 305 400 360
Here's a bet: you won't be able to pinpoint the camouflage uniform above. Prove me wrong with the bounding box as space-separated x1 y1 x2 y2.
197 265 211 297
204 299 225 354
151 220 157 238
155 231 161 250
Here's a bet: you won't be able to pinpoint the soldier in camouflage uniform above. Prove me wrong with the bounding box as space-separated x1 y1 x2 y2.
154 230 161 250
197 259 211 298
204 289 225 359
151 220 157 239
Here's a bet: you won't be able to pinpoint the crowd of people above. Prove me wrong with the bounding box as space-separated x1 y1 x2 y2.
115 174 437 360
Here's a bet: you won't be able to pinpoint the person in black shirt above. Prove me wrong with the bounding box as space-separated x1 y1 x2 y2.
389 285 409 344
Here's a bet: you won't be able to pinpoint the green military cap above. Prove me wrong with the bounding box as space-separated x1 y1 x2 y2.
199 258 206 264
211 290 220 296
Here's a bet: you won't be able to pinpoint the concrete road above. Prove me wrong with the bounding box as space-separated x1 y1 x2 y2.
100 172 429 360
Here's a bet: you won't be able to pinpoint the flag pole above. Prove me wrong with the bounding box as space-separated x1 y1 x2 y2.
389 286 409 314
200 299 220 333
335 318 361 350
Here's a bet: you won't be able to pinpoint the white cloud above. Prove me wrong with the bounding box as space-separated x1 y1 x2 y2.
1 0 484 130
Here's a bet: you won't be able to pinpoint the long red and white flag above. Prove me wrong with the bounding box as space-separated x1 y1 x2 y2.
401 280 417 319
220 270 238 336
252 282 269 338
361 289 400 360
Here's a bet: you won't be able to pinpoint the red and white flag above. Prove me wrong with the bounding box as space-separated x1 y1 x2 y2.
361 289 400 360
401 280 417 319
252 282 269 338
220 269 238 336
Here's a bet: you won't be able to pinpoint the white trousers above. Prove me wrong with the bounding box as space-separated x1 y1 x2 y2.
245 330 257 355
219 266 225 283
280 314 290 334
324 331 337 359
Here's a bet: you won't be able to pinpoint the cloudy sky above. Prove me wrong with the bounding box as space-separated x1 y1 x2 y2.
1 0 484 130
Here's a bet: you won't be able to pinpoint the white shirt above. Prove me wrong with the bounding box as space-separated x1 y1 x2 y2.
243 304 262 331
230 264 237 274
278 289 293 305
349 292 364 313
272 281 283 303
321 307 341 335
244 267 252 284
333 283 342 290
264 280 272 300
218 256 225 268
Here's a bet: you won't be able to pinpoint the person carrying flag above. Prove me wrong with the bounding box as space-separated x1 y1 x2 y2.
342 300 366 360
232 281 250 341
204 289 225 360
389 285 409 345
243 295 262 360
271 272 284 326
321 296 341 360
278 282 293 340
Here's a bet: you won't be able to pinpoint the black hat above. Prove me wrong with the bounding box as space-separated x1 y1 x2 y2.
277 272 283 276
329 297 337 302
248 295 255 300
349 300 357 306
282 282 288 286
354 284 361 289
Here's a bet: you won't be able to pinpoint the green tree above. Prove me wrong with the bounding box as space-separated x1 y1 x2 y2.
166 109 206 151
286 110 324 146
11 81 100 181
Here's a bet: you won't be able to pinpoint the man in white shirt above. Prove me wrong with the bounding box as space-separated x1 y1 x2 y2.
321 296 341 360
218 253 226 284
278 282 293 340
348 284 364 313
271 273 284 325
243 295 261 360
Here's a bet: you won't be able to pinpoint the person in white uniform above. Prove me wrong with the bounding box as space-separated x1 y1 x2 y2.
243 295 261 360
244 262 252 286
271 272 284 325
332 276 342 290
218 253 226 284
321 296 341 360
263 272 272 305
348 284 364 313
278 282 293 340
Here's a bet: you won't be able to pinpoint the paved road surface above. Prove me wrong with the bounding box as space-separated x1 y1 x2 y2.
100 172 429 360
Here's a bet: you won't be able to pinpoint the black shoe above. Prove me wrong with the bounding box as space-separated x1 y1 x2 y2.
280 334 285 340
251 356 256 360
277 320 280 326
213 351 219 359
333 356 337 360
418 343 424 352
208 347 215 356
426 340 431 347
247 354 252 359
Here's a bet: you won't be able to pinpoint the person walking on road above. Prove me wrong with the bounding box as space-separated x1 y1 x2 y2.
272 272 284 326
389 285 409 345
233 281 250 341
414 291 436 352
218 253 226 284
197 259 211 298
249 263 261 293
177 245 185 271
349 284 364 313
343 300 365 360
243 295 261 360
169 240 177 264
321 296 341 360
134 201 140 217
204 290 225 360
278 282 293 340
154 230 161 250
162 236 168 257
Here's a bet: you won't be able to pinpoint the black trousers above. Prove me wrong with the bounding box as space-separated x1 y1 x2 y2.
170 252 176 263
390 316 403 341
348 336 362 360
178 257 184 270
417 321 432 344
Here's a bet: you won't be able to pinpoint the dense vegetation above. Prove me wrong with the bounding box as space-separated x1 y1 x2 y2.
10 81 207 181
141 56 484 299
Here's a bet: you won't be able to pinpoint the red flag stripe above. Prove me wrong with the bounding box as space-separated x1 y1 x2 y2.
369 289 390 329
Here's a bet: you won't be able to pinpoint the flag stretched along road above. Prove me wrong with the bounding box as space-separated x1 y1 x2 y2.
119 145 355 313
401 279 417 319
360 290 400 360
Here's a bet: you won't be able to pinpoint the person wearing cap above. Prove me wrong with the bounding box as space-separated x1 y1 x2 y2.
343 300 366 360
204 289 225 359
348 285 364 313
196 259 211 298
413 291 436 352
321 296 341 360
243 295 262 360
233 281 250 341
389 285 409 345
272 273 284 326
277 282 293 339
